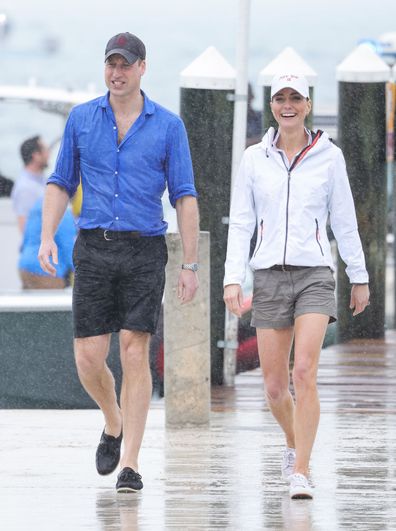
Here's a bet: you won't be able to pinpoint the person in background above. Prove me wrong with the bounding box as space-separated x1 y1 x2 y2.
19 197 76 289
223 73 369 500
38 32 199 494
11 135 50 233
0 172 14 197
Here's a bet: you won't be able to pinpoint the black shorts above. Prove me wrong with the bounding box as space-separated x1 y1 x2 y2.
72 230 168 338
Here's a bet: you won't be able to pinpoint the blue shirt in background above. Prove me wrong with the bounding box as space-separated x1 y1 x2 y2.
48 91 197 236
19 199 76 278
11 168 46 217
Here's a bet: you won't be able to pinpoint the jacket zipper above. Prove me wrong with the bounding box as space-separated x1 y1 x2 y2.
315 218 324 256
278 130 323 269
278 149 292 269
282 170 291 268
253 219 264 257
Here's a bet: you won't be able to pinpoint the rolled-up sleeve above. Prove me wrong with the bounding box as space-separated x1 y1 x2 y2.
47 110 80 197
165 118 197 207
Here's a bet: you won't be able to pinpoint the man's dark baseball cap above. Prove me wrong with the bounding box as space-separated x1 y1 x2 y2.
105 32 146 64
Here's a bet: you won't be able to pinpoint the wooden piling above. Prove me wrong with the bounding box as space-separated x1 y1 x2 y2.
336 44 390 341
180 47 235 385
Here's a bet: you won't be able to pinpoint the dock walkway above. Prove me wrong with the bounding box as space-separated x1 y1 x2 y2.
0 333 395 530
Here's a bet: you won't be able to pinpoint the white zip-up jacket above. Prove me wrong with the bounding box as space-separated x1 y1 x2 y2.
224 127 369 286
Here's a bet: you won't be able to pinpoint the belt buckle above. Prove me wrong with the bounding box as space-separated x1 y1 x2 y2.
103 230 113 241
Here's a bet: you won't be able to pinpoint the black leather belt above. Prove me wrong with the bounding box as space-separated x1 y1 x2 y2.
269 265 311 272
80 228 141 241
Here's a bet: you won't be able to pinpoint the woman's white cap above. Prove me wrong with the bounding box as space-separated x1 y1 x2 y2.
270 73 309 99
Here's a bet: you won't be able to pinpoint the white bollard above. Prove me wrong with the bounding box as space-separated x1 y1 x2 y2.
164 232 210 426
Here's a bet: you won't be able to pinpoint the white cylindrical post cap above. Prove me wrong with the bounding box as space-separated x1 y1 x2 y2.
336 44 390 82
257 47 317 86
180 46 236 90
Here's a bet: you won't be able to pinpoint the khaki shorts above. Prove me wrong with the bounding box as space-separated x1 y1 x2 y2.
251 266 337 329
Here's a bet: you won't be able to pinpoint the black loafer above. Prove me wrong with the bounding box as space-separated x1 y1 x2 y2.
95 429 123 475
116 467 143 493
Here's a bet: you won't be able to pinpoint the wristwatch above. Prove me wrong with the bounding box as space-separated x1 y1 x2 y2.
181 263 199 272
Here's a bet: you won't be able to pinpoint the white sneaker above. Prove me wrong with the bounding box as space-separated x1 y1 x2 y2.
289 473 314 499
281 447 296 481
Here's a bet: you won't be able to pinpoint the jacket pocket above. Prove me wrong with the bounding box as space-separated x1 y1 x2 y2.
315 218 324 256
253 219 264 258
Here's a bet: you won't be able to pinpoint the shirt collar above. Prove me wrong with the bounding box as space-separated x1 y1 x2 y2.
99 90 155 116
272 127 312 150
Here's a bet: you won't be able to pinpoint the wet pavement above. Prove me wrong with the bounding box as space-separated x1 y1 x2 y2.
1 333 396 530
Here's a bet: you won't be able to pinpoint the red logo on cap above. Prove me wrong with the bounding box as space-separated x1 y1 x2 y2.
280 74 299 82
116 35 127 46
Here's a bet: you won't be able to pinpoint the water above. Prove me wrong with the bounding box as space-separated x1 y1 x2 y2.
0 0 395 178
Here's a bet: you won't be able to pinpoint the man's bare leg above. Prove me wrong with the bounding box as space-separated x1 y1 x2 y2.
74 334 122 437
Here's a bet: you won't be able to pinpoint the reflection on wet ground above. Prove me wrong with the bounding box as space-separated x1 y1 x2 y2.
0 332 395 530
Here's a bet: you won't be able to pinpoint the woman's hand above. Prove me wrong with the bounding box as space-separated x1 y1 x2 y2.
223 284 244 317
350 284 370 316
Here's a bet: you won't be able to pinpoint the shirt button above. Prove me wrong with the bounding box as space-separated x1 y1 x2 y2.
115 216 119 220
115 171 118 175
117 149 120 153
113 126 116 130
115 194 118 198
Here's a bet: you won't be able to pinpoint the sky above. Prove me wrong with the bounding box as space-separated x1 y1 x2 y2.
0 0 395 177
1 0 395 110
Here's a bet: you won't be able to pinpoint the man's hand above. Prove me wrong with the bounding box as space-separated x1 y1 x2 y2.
177 269 199 304
38 238 59 277
38 183 69 277
223 284 244 318
350 284 370 316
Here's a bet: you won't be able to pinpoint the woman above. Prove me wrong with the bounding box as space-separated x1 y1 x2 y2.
223 73 370 499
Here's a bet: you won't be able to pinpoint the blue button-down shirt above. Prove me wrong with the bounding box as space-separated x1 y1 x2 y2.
48 92 197 236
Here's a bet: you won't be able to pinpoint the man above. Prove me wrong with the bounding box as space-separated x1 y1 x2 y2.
11 136 50 233
38 32 199 493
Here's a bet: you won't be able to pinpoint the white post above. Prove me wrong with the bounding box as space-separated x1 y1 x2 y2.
164 232 211 426
223 0 251 387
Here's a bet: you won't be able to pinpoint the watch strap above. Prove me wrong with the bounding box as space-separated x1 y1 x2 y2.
181 263 198 272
